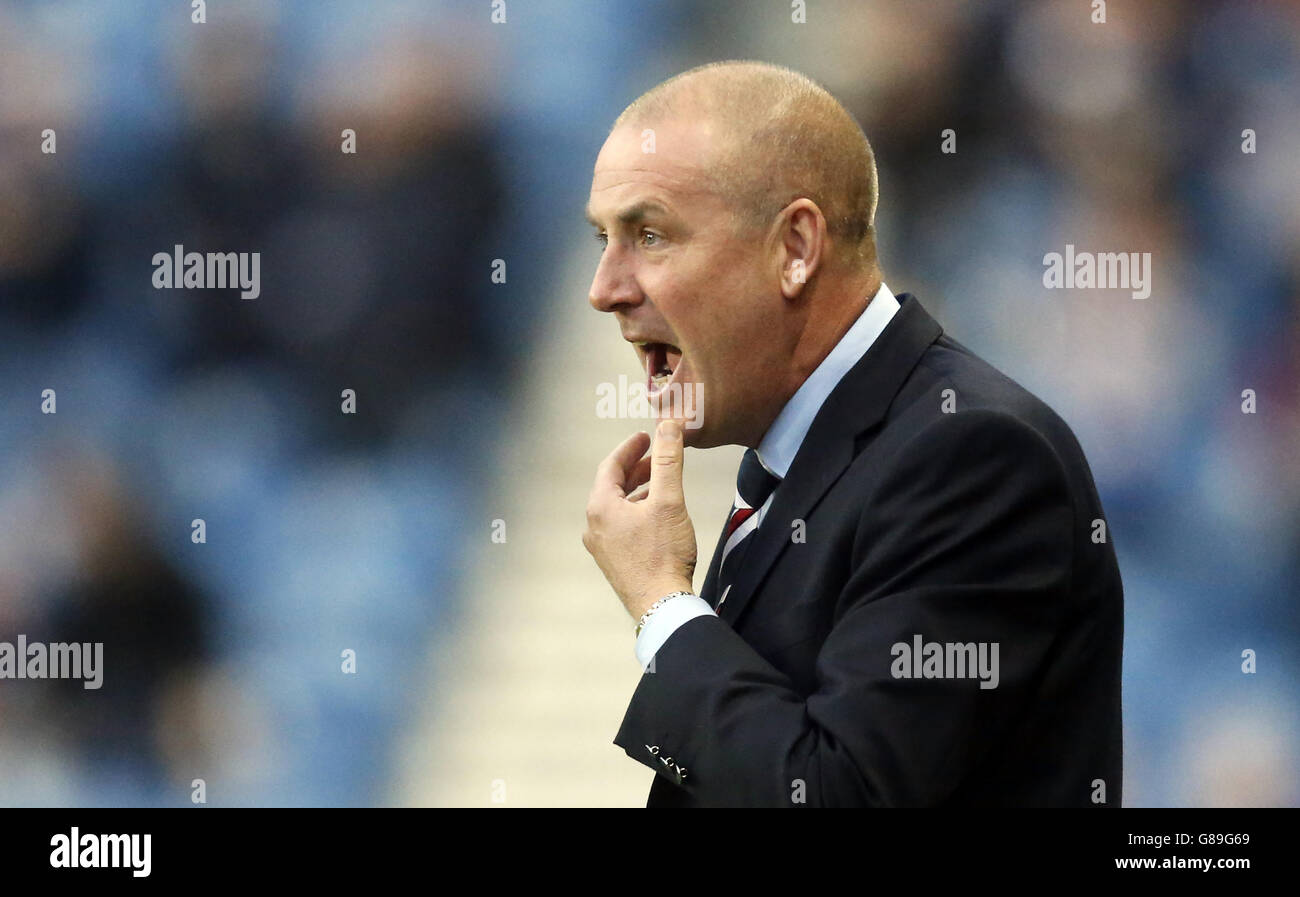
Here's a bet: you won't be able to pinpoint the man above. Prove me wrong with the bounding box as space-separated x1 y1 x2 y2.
581 61 1123 807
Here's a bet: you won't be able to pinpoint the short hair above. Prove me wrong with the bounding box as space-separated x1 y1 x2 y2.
613 60 879 268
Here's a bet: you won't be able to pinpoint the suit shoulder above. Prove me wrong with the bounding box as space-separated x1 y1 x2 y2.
891 335 1084 463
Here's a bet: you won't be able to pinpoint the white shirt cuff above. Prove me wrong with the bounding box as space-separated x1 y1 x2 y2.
634 593 716 670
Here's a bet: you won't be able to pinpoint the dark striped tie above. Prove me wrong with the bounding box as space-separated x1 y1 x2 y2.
714 449 782 612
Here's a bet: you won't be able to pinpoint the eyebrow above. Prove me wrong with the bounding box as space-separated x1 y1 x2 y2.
584 200 671 229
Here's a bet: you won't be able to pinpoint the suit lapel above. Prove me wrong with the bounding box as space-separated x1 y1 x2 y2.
715 293 943 630
698 503 732 606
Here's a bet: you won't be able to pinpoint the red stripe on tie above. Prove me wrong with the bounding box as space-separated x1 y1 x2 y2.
725 507 757 539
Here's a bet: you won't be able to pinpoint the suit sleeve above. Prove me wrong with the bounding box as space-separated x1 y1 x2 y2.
612 409 1077 806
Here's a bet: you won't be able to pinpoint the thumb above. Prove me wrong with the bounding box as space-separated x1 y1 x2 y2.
650 419 685 506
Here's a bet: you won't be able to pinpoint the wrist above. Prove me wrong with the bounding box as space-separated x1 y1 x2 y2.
636 576 693 617
634 587 696 636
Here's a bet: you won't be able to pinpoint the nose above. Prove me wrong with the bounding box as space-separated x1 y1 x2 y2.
588 245 643 313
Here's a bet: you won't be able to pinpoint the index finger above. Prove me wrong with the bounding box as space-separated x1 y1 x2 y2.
649 419 685 506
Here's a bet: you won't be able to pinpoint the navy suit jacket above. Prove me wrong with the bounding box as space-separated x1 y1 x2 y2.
613 293 1124 807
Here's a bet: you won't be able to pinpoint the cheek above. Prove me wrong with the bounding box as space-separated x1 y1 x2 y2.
688 333 744 411
672 257 758 385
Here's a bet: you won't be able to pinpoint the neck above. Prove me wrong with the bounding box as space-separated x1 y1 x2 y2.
788 269 880 387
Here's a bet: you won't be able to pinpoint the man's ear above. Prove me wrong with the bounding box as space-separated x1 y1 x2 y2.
777 198 826 299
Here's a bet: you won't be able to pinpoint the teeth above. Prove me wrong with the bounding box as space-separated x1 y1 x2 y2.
643 342 678 391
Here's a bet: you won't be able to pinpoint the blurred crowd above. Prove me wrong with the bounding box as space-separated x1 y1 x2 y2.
1 0 1296 805
2 0 518 805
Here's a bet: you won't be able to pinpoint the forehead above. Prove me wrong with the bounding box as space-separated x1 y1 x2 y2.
586 118 726 221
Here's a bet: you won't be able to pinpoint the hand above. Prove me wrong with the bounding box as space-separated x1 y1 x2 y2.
583 419 697 620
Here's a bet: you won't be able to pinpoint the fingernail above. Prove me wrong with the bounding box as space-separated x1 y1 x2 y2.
658 419 681 441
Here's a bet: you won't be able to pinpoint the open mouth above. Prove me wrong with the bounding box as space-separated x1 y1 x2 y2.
642 342 683 397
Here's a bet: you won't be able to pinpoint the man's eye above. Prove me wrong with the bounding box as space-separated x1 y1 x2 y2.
640 230 661 247
595 232 608 250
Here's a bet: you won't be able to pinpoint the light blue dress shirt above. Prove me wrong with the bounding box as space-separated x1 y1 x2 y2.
634 282 902 669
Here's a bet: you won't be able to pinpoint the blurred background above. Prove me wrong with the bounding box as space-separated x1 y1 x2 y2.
0 0 1296 807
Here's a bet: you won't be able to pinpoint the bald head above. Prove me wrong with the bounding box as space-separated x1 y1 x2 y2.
612 61 879 270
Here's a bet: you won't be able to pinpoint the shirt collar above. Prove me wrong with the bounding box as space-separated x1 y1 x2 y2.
755 281 901 479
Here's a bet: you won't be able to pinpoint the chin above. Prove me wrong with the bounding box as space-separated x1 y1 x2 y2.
656 412 706 446
650 375 711 443
679 418 722 448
